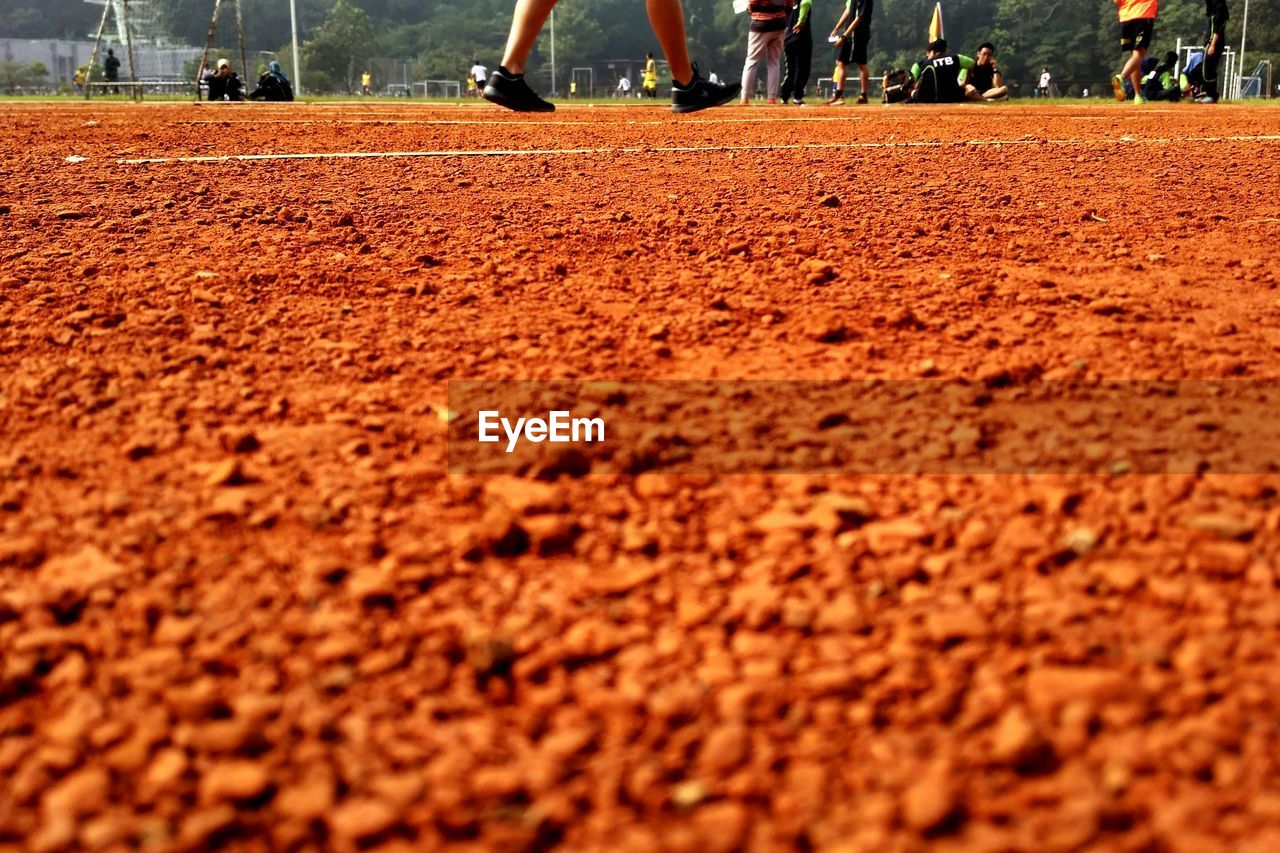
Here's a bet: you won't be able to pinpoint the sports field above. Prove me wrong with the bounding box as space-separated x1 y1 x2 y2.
3 101 1280 850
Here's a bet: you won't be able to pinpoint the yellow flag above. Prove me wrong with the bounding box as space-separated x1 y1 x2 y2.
928 2 944 42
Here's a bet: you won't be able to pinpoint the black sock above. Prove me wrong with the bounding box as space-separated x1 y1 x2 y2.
499 66 522 79
834 88 843 97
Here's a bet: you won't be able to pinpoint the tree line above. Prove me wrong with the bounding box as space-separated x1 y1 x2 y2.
6 0 1277 95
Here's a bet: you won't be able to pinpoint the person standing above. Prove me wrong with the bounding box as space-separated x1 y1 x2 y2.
103 48 121 95
616 75 632 97
361 69 373 96
825 0 873 106
470 59 488 96
739 0 789 105
483 0 738 114
780 0 813 105
1037 67 1051 97
643 52 659 98
1199 0 1228 103
1111 0 1159 105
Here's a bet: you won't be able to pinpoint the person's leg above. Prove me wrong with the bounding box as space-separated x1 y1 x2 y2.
797 35 811 100
742 30 765 102
852 28 870 102
1203 48 1221 100
766 32 783 101
1122 49 1145 96
645 0 694 84
832 61 846 97
486 0 558 111
781 39 797 102
499 0 558 74
984 85 1009 100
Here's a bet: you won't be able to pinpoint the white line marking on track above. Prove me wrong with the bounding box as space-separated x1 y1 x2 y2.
105 134 1280 165
172 116 865 127
114 140 1032 164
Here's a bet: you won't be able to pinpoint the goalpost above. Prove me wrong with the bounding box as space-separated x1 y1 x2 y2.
571 66 594 98
412 80 461 99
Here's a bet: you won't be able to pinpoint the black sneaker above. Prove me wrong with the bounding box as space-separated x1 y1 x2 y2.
671 64 740 114
484 68 555 113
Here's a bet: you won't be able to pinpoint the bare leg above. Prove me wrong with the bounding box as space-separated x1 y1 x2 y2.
646 0 693 84
500 0 558 74
833 62 846 92
858 64 869 97
1122 49 1145 95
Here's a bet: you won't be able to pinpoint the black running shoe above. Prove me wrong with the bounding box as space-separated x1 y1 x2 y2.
671 64 740 114
484 68 555 113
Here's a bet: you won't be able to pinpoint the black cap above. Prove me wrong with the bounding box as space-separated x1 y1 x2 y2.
928 38 947 54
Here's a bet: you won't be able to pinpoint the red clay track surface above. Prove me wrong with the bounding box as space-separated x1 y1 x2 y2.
3 101 1280 851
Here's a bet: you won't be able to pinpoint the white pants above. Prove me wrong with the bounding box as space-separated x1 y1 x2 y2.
742 29 784 100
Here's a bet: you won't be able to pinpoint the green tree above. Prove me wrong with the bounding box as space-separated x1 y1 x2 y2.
158 0 332 54
0 61 51 93
302 0 375 92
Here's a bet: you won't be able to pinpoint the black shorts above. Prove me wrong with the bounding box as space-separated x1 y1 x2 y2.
836 25 870 66
1120 19 1154 52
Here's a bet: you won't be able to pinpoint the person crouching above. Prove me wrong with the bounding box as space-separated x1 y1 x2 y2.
249 61 295 102
208 59 244 102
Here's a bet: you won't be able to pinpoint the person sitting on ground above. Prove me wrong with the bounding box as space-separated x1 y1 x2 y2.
968 42 1009 100
207 58 244 102
249 60 294 101
1140 51 1181 101
1180 50 1206 100
908 39 976 103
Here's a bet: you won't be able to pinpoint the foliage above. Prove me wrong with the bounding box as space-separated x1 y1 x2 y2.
0 61 51 93
300 0 375 92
